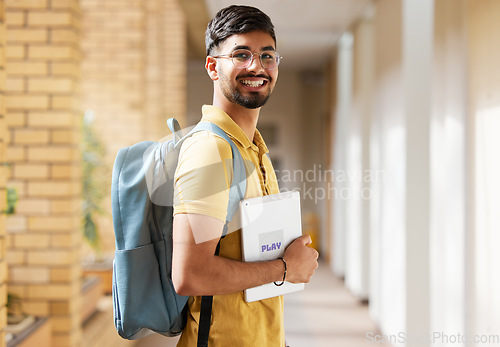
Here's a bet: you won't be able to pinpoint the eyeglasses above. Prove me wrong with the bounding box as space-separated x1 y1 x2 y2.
212 49 282 71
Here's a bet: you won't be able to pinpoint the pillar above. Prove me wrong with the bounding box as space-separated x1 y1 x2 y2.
403 0 433 343
345 6 375 300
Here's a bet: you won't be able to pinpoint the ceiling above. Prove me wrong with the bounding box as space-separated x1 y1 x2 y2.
181 0 373 70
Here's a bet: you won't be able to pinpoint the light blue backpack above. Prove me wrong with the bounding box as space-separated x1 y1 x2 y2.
111 119 246 341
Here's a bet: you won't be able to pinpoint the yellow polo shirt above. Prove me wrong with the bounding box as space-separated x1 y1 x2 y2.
173 105 284 347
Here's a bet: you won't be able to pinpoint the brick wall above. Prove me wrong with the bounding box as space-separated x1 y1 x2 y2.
4 0 82 346
81 0 187 254
0 1 7 345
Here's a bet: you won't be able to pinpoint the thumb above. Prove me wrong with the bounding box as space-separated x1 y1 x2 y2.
300 234 312 245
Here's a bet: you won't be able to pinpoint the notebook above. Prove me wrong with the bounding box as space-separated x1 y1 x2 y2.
240 190 305 302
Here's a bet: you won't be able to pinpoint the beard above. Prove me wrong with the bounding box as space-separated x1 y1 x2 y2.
224 87 271 109
218 68 273 109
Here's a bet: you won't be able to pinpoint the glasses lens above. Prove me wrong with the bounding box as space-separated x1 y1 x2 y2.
261 51 279 70
231 49 252 68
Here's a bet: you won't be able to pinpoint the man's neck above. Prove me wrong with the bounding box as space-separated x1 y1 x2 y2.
213 98 260 143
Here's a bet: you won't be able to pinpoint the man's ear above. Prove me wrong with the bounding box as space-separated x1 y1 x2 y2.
205 56 218 81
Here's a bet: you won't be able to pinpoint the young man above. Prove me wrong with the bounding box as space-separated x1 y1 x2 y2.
172 5 318 346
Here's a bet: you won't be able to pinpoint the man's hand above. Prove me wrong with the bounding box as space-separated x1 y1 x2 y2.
173 213 297 296
283 235 319 283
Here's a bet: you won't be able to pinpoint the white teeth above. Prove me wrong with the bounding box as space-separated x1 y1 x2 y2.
241 80 264 87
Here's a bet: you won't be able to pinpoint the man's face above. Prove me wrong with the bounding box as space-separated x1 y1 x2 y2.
214 31 279 109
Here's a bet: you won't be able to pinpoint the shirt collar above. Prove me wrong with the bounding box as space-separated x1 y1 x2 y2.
252 128 270 155
201 105 269 155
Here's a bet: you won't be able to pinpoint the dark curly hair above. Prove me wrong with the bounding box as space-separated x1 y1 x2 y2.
205 5 276 56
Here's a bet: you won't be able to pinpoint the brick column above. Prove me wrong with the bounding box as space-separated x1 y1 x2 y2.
4 1 82 346
144 0 187 139
81 0 187 254
0 2 8 346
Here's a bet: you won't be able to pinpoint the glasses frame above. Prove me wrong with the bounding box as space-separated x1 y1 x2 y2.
212 49 282 71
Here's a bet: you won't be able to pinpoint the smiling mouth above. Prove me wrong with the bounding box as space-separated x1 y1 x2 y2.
241 80 264 87
239 79 268 88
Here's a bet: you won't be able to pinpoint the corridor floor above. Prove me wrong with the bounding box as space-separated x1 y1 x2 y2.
283 260 390 347
85 261 390 346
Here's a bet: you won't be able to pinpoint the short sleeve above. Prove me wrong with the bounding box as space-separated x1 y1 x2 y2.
173 131 233 222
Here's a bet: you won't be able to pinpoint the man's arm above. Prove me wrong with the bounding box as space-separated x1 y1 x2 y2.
172 213 318 296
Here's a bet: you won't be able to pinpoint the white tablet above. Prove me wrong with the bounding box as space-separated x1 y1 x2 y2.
240 190 305 302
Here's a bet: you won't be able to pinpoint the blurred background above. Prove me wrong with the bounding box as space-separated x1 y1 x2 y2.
0 0 498 346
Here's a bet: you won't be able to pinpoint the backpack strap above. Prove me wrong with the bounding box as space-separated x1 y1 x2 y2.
167 118 183 144
182 121 246 347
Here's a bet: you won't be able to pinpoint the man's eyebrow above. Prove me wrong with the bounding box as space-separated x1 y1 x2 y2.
231 45 276 52
232 45 250 51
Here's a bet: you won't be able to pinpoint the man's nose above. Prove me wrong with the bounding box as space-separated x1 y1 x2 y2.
246 53 265 72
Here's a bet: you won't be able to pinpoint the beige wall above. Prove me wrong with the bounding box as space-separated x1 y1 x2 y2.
298 69 328 222
324 53 337 264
